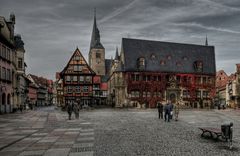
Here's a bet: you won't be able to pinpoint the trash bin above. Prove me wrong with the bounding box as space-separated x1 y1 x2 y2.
221 124 229 139
221 123 233 140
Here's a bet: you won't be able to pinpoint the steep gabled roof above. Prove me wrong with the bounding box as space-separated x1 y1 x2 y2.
216 70 228 89
121 38 216 75
61 48 95 76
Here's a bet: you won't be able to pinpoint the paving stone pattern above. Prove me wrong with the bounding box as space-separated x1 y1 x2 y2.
0 107 94 156
0 107 240 155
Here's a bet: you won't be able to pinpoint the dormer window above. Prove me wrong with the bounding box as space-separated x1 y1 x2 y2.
137 57 145 69
182 56 188 61
167 55 172 60
150 54 156 60
160 60 166 65
194 61 203 72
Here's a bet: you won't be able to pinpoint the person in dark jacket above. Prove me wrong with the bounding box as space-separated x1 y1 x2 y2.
164 103 171 122
157 102 163 119
67 102 73 120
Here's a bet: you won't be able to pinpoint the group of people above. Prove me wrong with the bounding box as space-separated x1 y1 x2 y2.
67 102 80 120
157 101 180 122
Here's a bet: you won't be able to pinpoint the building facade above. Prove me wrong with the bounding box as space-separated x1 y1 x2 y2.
226 64 240 108
108 38 216 108
14 35 29 111
215 70 228 107
61 48 95 108
0 14 16 113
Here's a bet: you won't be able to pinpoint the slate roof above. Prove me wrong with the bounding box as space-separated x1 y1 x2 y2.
121 38 216 75
105 59 113 76
14 35 24 50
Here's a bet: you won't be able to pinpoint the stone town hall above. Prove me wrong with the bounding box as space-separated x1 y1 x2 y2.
60 10 216 109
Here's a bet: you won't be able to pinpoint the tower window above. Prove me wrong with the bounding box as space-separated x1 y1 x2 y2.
96 53 101 58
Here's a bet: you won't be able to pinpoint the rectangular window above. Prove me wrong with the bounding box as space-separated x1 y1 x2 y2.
147 91 151 97
203 91 209 98
7 69 10 81
196 90 201 98
65 76 71 82
86 76 92 82
74 65 82 72
7 49 10 61
67 86 72 93
75 56 80 61
183 90 189 98
2 46 6 58
203 77 207 84
79 76 84 82
76 86 80 93
83 86 88 92
2 67 6 80
131 91 140 97
18 58 23 69
73 76 77 82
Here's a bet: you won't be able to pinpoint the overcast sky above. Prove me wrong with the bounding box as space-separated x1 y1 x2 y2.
1 0 240 79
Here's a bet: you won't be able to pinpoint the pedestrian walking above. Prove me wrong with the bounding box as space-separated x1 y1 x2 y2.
19 105 23 113
169 101 174 120
67 102 73 120
73 102 80 119
174 102 180 121
157 102 163 119
164 102 171 122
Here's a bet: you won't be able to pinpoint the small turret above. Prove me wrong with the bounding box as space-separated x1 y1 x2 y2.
10 13 15 24
115 46 119 60
205 35 208 46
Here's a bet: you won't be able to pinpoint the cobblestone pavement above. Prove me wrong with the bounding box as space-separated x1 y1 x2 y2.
0 107 240 156
79 108 240 156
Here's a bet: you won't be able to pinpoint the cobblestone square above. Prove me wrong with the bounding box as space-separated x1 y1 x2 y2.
0 107 239 156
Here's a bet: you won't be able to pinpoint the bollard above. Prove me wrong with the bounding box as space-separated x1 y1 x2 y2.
229 122 233 149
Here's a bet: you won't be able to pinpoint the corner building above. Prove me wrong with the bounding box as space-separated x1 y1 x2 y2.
61 48 95 107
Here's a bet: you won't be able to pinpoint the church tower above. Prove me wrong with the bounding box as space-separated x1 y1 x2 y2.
89 9 106 76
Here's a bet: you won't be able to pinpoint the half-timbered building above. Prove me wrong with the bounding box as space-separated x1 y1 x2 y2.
108 38 216 108
61 48 95 107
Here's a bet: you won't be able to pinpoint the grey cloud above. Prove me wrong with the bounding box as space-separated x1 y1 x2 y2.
0 0 239 79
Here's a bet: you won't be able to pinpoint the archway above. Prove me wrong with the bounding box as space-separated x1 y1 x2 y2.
2 93 6 105
7 94 10 105
169 93 176 103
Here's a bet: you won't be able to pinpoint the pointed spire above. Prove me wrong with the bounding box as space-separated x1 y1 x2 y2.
115 46 119 60
205 35 208 46
90 8 104 50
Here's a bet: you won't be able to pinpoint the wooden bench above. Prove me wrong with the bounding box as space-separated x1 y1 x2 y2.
199 127 223 140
